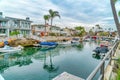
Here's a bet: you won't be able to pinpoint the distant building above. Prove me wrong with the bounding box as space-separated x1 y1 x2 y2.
91 27 103 32
31 24 61 36
50 26 61 35
0 12 32 37
31 24 49 36
60 28 76 36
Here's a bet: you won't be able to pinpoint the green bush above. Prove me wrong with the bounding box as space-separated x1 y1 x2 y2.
114 58 120 80
10 30 20 36
49 33 56 36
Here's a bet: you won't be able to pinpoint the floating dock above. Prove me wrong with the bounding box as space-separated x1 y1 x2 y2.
53 72 84 80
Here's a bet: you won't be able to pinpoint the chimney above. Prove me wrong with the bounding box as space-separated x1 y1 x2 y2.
0 12 3 17
26 17 30 21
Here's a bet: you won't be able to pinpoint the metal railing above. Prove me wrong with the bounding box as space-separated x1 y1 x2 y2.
86 40 119 80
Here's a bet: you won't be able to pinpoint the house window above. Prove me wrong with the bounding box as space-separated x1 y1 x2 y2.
0 29 5 33
0 21 1 27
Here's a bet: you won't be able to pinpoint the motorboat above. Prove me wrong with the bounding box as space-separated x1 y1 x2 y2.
0 45 23 53
83 38 91 42
71 38 80 44
58 40 71 46
33 43 41 47
40 46 56 51
93 46 109 54
100 41 109 47
39 42 58 48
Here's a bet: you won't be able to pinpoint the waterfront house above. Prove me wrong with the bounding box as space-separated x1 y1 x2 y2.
60 28 74 36
31 24 50 36
0 12 32 37
50 26 61 36
31 24 61 36
91 27 103 33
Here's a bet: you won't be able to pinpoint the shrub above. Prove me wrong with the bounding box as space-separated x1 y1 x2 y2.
49 33 56 36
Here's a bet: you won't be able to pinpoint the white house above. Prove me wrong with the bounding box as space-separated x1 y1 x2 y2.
0 12 32 37
31 24 61 36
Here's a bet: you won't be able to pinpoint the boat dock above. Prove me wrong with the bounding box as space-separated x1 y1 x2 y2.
53 40 119 80
52 72 84 80
30 36 72 42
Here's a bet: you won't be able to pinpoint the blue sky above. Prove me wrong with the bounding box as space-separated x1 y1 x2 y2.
0 0 120 29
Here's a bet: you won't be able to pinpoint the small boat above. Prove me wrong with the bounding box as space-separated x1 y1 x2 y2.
93 46 109 54
100 41 109 47
58 40 71 46
0 45 23 53
40 42 58 48
71 38 80 44
40 46 56 51
83 38 91 42
33 44 41 47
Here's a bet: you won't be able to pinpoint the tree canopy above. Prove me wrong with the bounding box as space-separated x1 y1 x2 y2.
75 26 86 37
49 9 60 26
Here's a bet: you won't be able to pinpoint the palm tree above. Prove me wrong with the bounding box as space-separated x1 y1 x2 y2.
43 15 50 33
49 9 60 29
119 11 120 17
95 24 100 29
110 0 120 37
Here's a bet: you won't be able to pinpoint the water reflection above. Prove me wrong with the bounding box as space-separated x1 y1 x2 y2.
92 54 101 60
0 47 39 73
75 43 84 51
0 43 85 80
42 47 59 72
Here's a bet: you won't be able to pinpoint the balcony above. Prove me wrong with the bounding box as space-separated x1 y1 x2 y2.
20 27 31 30
0 24 8 29
0 33 6 37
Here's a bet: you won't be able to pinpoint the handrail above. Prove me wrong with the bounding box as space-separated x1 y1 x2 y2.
86 40 119 80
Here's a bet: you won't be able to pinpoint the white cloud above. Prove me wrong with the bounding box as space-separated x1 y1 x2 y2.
0 0 119 29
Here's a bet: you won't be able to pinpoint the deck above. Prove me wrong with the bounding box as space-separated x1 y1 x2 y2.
52 72 84 80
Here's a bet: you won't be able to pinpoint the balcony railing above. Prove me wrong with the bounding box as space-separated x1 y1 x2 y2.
0 25 8 29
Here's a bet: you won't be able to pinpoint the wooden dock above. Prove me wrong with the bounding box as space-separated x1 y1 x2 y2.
0 74 5 80
52 72 84 80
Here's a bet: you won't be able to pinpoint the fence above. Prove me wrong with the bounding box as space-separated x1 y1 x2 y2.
86 40 119 80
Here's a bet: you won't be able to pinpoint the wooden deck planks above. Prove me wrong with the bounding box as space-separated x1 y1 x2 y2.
53 72 84 80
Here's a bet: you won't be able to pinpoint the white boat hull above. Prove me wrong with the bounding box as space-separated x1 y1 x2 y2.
0 45 23 53
58 41 71 45
0 49 21 53
41 45 56 48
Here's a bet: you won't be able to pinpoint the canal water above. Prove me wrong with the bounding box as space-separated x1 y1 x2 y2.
0 42 102 80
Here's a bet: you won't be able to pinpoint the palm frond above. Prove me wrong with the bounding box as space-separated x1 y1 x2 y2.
44 15 50 21
54 13 60 18
49 9 53 16
49 9 60 18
